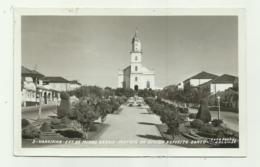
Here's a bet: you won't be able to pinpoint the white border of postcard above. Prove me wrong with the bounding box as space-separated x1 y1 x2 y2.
13 8 246 157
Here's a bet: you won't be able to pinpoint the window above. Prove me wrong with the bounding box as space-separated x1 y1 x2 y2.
135 56 138 61
135 77 138 81
146 81 150 89
135 66 138 71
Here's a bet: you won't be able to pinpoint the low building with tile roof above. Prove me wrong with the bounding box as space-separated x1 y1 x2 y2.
199 74 238 94
21 66 61 106
183 71 218 90
42 76 70 92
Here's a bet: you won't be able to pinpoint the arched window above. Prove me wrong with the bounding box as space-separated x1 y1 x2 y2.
135 66 138 71
135 56 138 61
135 77 138 82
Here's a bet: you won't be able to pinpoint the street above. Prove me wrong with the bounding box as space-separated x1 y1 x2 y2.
189 108 238 131
22 104 57 122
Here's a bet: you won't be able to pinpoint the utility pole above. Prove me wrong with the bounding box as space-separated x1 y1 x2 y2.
33 64 38 106
34 64 42 120
217 96 221 120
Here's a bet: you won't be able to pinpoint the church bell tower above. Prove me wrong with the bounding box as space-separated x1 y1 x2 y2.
130 30 142 73
132 30 142 53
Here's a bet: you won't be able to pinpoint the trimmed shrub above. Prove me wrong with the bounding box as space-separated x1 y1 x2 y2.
211 119 224 127
196 99 211 123
51 118 61 125
50 118 68 129
110 98 120 113
60 116 71 125
95 100 110 122
40 122 52 132
22 125 40 139
60 92 70 100
57 92 70 118
51 123 67 129
190 119 204 129
197 125 216 138
183 108 189 114
200 125 216 134
73 99 100 132
178 107 189 114
216 129 225 138
89 124 98 132
160 107 180 138
189 113 197 119
22 118 30 128
152 103 164 115
56 129 83 138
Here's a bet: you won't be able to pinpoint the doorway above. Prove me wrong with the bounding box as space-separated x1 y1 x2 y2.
134 85 138 91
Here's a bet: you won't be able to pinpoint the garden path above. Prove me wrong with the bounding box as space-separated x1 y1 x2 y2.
96 105 180 147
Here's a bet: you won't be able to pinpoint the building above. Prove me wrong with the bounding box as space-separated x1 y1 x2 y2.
21 66 60 106
183 71 218 90
21 66 44 106
42 76 70 92
177 82 184 90
68 80 81 91
118 30 155 90
198 74 238 94
22 66 82 107
209 74 238 94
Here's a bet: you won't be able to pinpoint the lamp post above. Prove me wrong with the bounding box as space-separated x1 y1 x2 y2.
38 89 42 120
217 96 221 120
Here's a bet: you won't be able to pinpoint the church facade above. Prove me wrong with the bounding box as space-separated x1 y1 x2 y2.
118 31 155 90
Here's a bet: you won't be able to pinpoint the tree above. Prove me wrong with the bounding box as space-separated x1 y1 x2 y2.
73 99 100 133
57 92 70 118
160 107 180 139
95 100 111 122
196 99 211 123
115 88 134 97
104 87 114 98
69 85 104 98
110 98 120 113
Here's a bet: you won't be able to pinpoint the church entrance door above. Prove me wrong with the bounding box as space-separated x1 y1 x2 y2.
134 85 138 91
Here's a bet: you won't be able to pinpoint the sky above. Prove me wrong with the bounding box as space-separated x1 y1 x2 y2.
22 16 238 88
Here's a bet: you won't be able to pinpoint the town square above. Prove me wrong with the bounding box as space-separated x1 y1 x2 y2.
20 15 239 148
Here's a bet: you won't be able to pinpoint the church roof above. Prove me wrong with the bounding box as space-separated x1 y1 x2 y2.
132 30 140 43
123 65 131 72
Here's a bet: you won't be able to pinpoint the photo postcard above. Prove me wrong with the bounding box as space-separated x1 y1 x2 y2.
13 8 246 157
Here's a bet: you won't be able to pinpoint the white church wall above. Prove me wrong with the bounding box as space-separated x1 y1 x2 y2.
131 64 142 73
118 30 156 90
130 73 155 90
142 74 155 89
130 52 142 63
118 70 123 88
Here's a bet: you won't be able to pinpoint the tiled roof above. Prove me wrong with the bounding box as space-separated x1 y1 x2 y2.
211 74 238 84
69 80 81 85
42 76 69 83
22 66 44 77
184 71 218 82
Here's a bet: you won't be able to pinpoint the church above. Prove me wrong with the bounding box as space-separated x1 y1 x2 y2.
118 30 155 90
